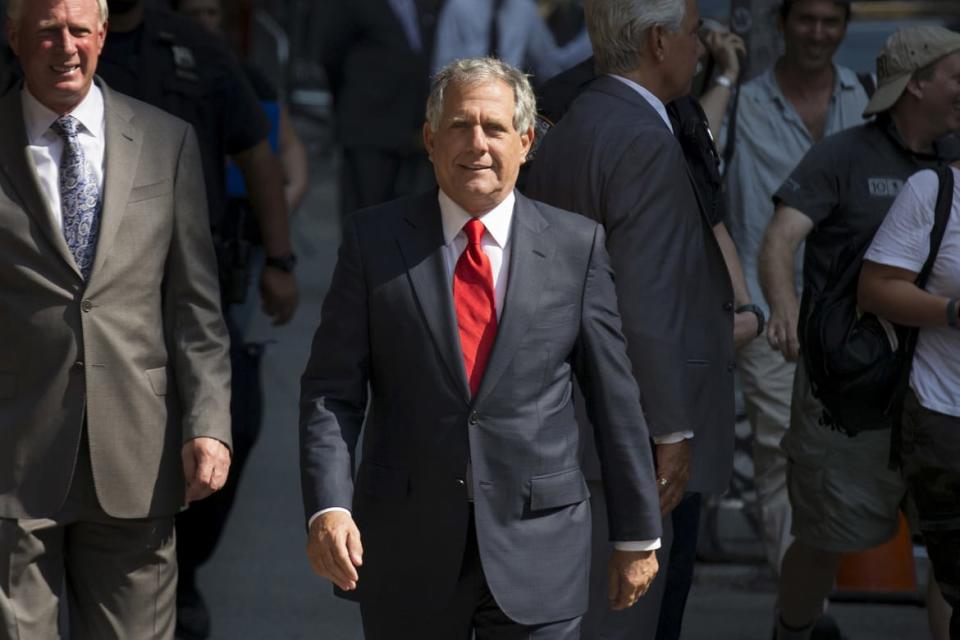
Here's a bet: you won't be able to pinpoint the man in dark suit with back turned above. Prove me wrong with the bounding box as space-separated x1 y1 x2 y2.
320 0 445 216
299 56 662 639
0 0 231 637
526 0 737 637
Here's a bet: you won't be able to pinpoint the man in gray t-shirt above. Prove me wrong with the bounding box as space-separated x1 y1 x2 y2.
760 26 960 640
723 0 867 583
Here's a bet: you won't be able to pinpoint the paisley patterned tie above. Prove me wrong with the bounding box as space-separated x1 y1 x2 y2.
51 115 101 280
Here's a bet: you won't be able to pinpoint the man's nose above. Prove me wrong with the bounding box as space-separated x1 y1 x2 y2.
57 29 78 54
469 125 489 151
811 20 827 40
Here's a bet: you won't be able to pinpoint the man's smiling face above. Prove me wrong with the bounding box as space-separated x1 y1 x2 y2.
423 78 533 216
8 0 107 114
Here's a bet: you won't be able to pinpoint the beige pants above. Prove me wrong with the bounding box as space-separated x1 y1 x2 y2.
0 440 177 640
737 337 795 574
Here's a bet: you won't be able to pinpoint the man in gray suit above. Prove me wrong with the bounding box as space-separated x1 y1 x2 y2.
0 0 231 637
300 57 661 639
526 0 736 637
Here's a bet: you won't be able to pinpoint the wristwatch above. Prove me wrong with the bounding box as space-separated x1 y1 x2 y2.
714 73 736 90
265 253 297 273
736 304 766 337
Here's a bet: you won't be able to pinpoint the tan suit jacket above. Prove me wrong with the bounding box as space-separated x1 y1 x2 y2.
0 80 231 520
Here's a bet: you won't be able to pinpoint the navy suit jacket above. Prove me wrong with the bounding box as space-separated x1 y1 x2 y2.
526 76 736 493
300 190 660 624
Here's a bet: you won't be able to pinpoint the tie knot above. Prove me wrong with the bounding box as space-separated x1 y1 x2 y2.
463 218 486 246
51 115 81 140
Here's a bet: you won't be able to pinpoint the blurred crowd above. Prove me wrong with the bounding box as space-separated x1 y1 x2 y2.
1 1 959 639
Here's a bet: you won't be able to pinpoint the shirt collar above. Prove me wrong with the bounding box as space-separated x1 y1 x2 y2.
21 83 105 145
439 189 515 249
761 64 860 107
607 74 674 134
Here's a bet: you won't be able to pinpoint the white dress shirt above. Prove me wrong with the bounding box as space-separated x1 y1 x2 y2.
23 84 106 228
438 188 513 316
606 75 693 448
313 189 660 551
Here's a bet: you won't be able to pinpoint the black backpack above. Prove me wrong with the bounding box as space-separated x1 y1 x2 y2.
799 165 955 436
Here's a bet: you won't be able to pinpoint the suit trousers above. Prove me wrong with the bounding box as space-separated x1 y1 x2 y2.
655 492 702 640
359 510 582 640
583 482 673 639
0 435 177 640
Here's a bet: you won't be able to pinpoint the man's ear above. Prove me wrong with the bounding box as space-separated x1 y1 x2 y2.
520 125 534 161
650 25 666 62
422 121 434 160
904 76 924 101
6 21 20 56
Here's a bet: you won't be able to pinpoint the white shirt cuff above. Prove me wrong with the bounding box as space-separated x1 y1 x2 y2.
652 431 694 445
308 507 351 529
613 538 662 551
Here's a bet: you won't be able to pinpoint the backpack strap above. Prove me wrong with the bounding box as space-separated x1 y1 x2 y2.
917 165 954 287
889 164 955 467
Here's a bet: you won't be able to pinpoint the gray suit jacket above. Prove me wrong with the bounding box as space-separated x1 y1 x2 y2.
300 190 660 625
0 80 231 520
526 76 735 493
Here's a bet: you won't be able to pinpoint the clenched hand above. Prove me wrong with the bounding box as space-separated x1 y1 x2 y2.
182 437 231 503
608 549 659 610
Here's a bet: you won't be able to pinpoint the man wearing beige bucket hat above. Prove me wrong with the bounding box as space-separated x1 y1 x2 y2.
759 25 960 640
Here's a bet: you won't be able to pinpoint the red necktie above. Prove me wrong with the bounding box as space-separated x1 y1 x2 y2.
454 218 498 397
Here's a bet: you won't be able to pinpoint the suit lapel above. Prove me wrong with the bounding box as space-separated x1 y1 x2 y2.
396 194 472 402
89 82 141 283
474 194 552 406
0 88 82 279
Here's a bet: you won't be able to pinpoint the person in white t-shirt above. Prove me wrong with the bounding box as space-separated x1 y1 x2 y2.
859 162 960 639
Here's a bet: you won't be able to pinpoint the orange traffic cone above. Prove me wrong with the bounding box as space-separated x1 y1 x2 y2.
833 512 920 604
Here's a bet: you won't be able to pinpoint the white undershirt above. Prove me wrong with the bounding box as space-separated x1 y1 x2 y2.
22 85 106 228
865 167 960 417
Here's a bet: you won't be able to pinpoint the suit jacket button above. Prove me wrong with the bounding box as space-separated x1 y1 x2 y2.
74 361 84 369
456 478 466 486
468 412 479 426
727 361 737 373
723 301 734 311
81 299 93 312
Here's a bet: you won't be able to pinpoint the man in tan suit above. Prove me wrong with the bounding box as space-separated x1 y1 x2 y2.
0 0 232 637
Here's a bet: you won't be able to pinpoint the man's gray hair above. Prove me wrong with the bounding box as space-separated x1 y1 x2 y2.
585 0 687 75
425 57 537 134
7 0 110 26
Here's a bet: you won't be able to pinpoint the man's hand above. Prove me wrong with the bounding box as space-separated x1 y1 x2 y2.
654 440 691 517
767 301 800 362
182 437 231 503
307 511 364 591
260 267 298 325
608 549 659 610
733 310 759 349
702 26 746 81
